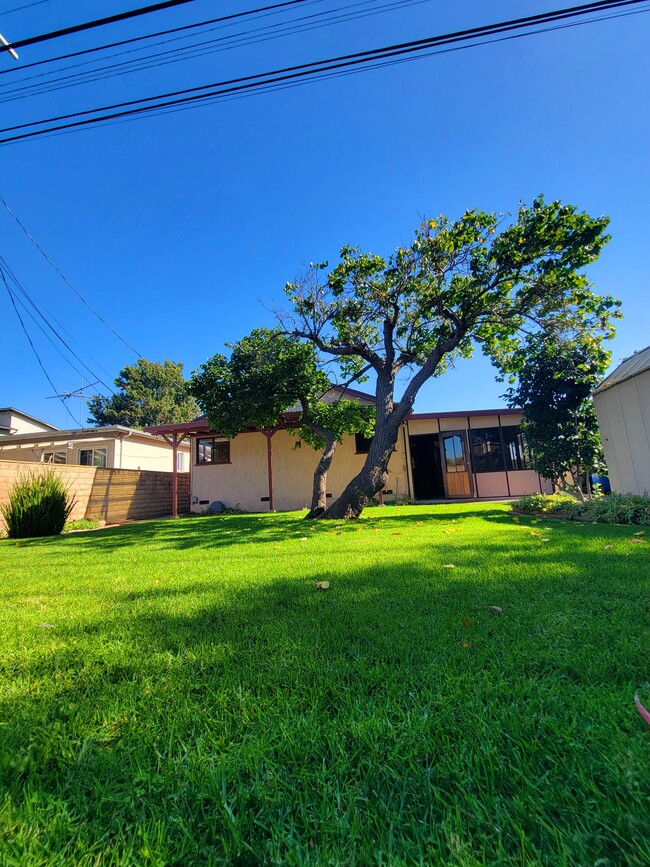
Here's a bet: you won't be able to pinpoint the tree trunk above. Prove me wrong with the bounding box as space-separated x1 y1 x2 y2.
304 433 337 519
318 418 400 519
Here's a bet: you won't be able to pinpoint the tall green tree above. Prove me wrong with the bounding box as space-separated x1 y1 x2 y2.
279 197 620 519
87 359 199 429
503 335 608 499
189 329 374 516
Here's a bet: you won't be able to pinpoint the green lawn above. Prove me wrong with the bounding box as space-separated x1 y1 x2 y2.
1 504 648 866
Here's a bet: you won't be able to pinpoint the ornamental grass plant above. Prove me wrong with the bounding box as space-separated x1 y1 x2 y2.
0 470 75 539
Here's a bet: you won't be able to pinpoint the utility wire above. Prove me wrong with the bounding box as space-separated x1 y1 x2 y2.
0 254 117 392
0 0 50 16
0 0 310 75
0 0 645 143
0 262 81 425
0 195 143 357
0 0 426 102
1 0 199 52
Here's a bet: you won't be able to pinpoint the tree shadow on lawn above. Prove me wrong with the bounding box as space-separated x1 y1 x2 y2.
1 551 648 865
3 504 582 555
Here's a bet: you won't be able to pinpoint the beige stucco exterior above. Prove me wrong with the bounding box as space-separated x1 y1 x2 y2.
189 410 547 513
0 408 57 437
593 366 650 495
0 426 189 472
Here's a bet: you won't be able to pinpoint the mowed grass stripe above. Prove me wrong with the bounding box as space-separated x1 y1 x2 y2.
0 504 648 866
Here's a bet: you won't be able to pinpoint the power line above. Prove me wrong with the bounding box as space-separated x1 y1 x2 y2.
0 261 81 425
0 0 646 143
0 0 426 103
0 0 50 16
0 254 116 392
0 0 199 53
0 0 310 74
0 195 143 357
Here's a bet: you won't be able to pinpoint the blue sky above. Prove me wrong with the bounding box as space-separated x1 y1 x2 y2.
0 0 648 429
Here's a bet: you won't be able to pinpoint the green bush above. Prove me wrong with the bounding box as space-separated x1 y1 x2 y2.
1 470 75 539
512 492 650 525
512 492 581 516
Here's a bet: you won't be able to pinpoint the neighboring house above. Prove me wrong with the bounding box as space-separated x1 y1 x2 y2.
0 424 191 472
0 407 58 437
147 388 549 514
593 345 650 496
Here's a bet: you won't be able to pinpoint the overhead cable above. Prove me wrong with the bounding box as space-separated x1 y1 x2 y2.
0 195 143 357
0 0 646 143
0 0 198 53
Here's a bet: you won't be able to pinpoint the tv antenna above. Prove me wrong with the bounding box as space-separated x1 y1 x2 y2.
0 32 19 61
46 380 99 428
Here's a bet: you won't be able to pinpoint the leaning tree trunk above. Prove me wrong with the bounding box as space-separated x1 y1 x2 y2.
305 433 337 519
319 419 401 519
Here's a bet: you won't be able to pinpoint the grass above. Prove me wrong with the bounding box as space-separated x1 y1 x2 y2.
1 503 648 866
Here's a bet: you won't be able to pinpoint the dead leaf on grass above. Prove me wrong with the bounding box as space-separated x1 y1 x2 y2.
314 581 330 591
462 618 471 626
391 532 402 536
442 564 456 569
484 606 503 614
629 538 645 544
39 623 54 629
540 537 550 542
634 693 650 726
603 544 613 550
512 517 520 523
530 531 541 537
461 642 472 648
633 531 646 536
299 537 308 542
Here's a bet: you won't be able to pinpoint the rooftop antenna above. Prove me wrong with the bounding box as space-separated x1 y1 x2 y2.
46 380 99 428
0 32 19 61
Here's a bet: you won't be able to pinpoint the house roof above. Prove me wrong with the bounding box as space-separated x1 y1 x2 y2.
592 345 650 395
0 424 191 450
0 407 59 431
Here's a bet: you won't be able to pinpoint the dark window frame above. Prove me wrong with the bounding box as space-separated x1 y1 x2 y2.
195 437 230 466
355 433 373 454
469 426 506 474
501 425 533 471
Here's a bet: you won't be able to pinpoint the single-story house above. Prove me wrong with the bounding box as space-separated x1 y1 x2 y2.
146 388 550 514
593 345 650 495
0 424 191 472
0 407 58 437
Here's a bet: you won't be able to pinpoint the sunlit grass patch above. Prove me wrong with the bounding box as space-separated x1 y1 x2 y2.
1 503 648 865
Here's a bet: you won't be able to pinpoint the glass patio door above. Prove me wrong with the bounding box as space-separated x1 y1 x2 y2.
440 431 473 498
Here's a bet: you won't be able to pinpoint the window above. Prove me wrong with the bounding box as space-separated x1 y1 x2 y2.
78 447 107 467
43 450 67 465
470 427 504 473
355 433 373 454
442 434 468 473
502 426 533 471
196 437 230 465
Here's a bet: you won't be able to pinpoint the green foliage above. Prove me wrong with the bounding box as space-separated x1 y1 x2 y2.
504 334 607 493
190 329 375 449
281 197 620 517
1 470 75 538
512 492 582 516
87 359 199 429
64 518 100 532
513 492 650 525
1 506 648 864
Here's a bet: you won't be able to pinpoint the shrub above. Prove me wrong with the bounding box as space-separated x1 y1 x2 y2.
512 491 650 525
512 492 581 516
1 470 75 539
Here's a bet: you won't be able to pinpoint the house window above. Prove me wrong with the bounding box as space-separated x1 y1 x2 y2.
502 426 533 471
78 447 107 467
470 427 504 473
355 433 373 454
196 437 230 465
43 450 67 465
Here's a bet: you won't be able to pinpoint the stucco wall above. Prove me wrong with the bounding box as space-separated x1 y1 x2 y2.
594 370 650 495
190 429 409 513
0 412 56 436
0 436 189 472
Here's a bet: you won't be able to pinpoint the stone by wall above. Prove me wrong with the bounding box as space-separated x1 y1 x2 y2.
0 460 189 532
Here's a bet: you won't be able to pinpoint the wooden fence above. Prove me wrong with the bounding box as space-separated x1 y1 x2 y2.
0 460 189 532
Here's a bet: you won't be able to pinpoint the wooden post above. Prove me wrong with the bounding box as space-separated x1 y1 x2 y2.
263 428 276 511
161 432 188 517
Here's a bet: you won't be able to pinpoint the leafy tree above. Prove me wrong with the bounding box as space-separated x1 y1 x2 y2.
279 197 620 519
87 359 199 428
189 329 375 516
503 334 608 500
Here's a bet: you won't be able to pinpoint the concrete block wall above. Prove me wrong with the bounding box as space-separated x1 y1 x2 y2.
0 460 189 533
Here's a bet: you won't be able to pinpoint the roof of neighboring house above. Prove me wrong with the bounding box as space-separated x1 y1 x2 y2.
0 425 191 450
0 407 59 432
593 345 650 395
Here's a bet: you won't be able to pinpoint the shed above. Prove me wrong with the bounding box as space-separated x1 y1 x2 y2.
592 346 650 495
